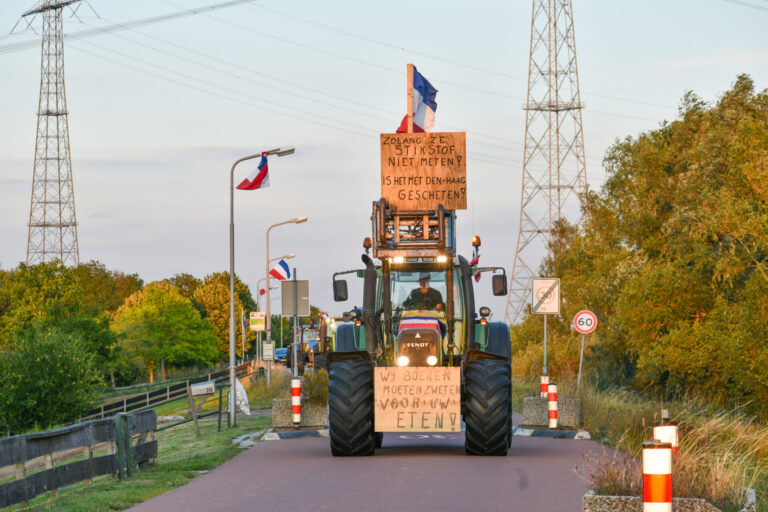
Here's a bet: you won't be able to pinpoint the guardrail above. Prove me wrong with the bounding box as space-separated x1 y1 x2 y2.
0 410 156 509
81 362 253 421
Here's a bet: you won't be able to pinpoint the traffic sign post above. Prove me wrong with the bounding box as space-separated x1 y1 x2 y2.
573 310 597 392
531 279 560 377
263 342 274 361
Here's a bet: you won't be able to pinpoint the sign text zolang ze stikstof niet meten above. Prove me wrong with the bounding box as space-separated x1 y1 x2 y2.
380 132 467 211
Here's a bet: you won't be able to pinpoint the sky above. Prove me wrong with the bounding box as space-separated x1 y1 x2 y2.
1 0 767 320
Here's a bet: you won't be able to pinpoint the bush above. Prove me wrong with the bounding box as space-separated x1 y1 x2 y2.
301 368 329 403
0 328 102 434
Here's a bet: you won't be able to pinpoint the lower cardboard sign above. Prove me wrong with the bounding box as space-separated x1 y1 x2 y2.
374 367 461 432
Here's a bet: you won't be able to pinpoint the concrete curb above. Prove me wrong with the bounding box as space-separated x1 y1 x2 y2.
513 425 591 439
262 428 329 441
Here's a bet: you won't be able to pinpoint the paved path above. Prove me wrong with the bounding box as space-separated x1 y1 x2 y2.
128 413 610 512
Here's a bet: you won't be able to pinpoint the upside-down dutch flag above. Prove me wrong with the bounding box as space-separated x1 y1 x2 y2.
397 317 442 336
269 259 290 280
396 66 438 133
470 255 481 282
236 153 270 190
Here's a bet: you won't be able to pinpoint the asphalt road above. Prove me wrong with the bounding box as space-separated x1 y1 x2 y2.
128 413 612 512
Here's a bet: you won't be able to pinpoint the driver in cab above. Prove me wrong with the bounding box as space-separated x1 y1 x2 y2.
404 272 444 311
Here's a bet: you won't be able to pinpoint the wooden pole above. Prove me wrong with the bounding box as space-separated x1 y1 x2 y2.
15 462 28 507
186 382 200 437
407 63 414 133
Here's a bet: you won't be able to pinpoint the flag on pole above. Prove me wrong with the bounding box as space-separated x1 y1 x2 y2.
236 153 270 190
269 260 291 280
469 255 481 282
397 66 438 133
242 313 247 331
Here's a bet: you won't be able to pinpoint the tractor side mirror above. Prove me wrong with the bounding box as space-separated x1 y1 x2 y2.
333 279 348 301
492 275 507 296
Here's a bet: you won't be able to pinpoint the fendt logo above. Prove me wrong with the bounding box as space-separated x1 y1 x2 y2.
404 342 430 348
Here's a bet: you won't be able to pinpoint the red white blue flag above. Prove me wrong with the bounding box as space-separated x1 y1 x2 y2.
236 153 270 190
397 66 438 133
269 259 290 280
469 255 481 282
397 317 442 336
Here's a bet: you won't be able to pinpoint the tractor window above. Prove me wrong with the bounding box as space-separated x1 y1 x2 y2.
388 270 464 320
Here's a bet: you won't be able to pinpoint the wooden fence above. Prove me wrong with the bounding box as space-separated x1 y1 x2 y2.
81 362 253 421
0 410 157 509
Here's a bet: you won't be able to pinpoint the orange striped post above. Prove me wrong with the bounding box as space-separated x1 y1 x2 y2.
540 375 549 398
547 383 557 428
653 423 679 457
643 440 672 512
291 378 301 425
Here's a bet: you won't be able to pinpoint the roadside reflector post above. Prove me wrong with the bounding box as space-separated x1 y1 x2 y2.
653 423 679 458
643 440 672 512
540 374 549 398
547 383 558 428
291 378 301 426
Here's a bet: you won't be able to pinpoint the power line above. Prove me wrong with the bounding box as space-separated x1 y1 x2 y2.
0 0 261 54
246 3 675 111
76 18 529 152
719 0 768 12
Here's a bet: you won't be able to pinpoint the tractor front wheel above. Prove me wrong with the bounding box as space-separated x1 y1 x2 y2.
463 359 511 456
328 359 376 456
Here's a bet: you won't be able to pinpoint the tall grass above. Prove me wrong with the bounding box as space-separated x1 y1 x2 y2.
245 365 292 408
577 385 767 511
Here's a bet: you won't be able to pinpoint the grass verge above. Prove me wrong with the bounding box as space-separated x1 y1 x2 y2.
10 416 270 512
576 385 767 512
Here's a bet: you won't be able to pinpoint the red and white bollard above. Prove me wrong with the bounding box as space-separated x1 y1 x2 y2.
540 375 549 398
547 383 558 428
291 378 301 425
643 440 673 512
653 423 679 457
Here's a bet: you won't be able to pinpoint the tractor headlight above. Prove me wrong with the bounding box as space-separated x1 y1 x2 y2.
397 355 409 366
427 355 438 366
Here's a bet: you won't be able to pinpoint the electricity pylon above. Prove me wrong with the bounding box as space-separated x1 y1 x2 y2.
505 0 588 324
23 1 82 266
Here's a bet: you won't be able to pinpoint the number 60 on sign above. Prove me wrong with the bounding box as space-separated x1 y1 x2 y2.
573 310 597 335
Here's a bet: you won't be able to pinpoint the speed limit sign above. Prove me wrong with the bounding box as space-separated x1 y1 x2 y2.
573 310 597 335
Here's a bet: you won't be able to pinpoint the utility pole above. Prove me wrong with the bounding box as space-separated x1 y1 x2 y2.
505 0 588 324
22 1 83 266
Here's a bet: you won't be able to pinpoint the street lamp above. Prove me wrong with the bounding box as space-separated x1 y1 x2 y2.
265 217 307 386
228 146 294 427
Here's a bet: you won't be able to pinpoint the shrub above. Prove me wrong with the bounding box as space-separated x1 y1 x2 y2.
301 368 329 403
0 328 102 434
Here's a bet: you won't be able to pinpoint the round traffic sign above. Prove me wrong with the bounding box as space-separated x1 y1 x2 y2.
573 310 597 334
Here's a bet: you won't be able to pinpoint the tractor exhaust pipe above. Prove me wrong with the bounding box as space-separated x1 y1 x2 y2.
361 253 380 357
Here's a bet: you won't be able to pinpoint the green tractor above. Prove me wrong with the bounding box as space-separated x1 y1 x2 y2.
329 199 512 456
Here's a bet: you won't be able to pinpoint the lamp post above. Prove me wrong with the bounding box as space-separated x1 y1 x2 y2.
228 146 294 428
256 258 289 361
266 217 307 386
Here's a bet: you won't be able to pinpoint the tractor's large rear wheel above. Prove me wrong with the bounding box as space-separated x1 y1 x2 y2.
463 359 511 456
328 359 375 456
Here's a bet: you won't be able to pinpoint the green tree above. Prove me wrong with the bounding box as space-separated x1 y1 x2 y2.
72 260 143 314
193 272 256 358
510 75 768 413
0 263 118 382
0 327 102 434
112 283 219 381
